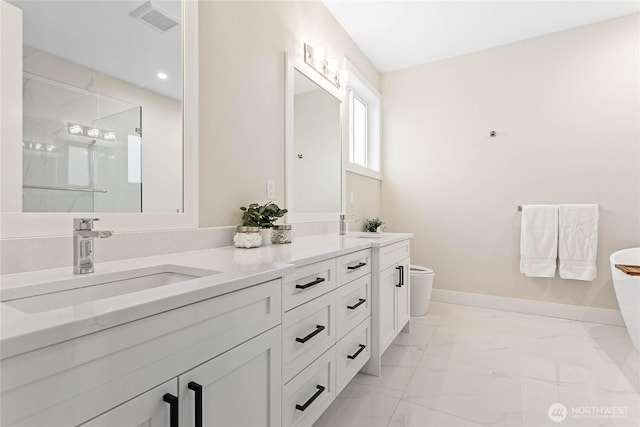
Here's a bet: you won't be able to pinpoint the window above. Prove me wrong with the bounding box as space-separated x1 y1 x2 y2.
345 70 380 178
349 93 368 167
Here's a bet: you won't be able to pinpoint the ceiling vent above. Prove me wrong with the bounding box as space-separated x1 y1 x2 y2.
130 1 180 33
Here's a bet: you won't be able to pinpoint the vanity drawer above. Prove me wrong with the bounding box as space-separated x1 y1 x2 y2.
283 347 336 427
336 317 371 395
283 258 337 311
380 240 411 271
1 279 282 427
336 249 371 287
282 292 336 382
336 274 371 339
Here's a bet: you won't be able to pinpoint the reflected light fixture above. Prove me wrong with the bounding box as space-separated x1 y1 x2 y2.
67 123 116 142
156 72 168 80
304 43 341 87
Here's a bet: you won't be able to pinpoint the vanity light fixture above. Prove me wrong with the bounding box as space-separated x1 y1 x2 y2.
68 123 83 135
67 123 116 142
304 43 341 87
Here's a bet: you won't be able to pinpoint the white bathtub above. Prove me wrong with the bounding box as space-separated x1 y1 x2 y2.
610 248 640 352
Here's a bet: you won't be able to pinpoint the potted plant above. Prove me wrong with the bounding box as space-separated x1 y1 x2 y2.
240 202 288 245
363 217 384 233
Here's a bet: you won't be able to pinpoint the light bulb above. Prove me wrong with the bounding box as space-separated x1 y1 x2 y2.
69 124 83 135
87 128 100 138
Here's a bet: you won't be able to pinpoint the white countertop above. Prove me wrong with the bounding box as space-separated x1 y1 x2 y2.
0 232 411 359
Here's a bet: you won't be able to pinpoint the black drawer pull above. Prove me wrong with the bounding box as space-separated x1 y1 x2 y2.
396 265 404 287
347 298 366 310
296 277 325 289
188 381 203 427
163 393 179 427
347 262 367 270
295 385 326 411
296 325 325 343
347 344 367 360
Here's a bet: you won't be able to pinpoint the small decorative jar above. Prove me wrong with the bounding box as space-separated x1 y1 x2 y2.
234 226 262 248
271 224 292 244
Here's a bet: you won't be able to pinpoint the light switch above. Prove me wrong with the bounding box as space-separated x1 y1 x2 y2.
267 179 276 200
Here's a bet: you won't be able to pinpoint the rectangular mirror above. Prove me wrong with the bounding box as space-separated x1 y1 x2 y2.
0 0 198 237
7 0 183 213
285 55 344 222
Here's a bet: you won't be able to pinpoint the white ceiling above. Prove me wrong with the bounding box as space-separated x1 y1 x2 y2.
10 0 182 100
323 1 640 73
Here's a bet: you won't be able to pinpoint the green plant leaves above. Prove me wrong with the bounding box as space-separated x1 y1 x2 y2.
239 202 288 228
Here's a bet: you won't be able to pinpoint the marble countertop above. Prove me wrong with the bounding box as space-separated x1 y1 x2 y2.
0 232 411 359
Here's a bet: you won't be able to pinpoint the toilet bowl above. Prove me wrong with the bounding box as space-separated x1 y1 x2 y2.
610 248 640 352
410 265 434 316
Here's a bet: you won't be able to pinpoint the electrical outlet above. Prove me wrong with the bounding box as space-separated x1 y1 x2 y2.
349 191 355 204
267 179 275 200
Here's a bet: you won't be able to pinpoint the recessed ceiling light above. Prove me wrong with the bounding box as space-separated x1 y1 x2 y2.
157 72 168 80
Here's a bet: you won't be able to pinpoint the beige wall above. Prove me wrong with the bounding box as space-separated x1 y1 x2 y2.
381 14 640 310
198 0 381 227
346 171 382 230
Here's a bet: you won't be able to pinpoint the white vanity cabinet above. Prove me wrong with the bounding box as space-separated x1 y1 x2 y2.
281 248 372 427
1 279 283 427
363 238 411 377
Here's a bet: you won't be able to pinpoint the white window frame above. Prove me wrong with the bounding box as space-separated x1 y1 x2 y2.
343 60 381 181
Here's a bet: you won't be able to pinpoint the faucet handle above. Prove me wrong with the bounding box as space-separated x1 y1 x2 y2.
73 218 99 231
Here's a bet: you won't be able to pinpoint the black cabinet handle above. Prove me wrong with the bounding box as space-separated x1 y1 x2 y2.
396 266 403 287
347 262 367 270
295 385 326 411
188 381 203 427
296 277 325 289
296 325 325 343
347 344 367 360
347 298 366 310
400 265 405 287
163 393 179 427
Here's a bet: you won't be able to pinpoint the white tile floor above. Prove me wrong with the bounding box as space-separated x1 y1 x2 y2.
314 302 640 427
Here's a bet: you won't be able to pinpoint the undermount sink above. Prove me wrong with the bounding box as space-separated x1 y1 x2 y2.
349 233 385 239
2 265 221 314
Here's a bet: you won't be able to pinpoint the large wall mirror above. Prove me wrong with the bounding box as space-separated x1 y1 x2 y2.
0 0 198 237
285 55 344 222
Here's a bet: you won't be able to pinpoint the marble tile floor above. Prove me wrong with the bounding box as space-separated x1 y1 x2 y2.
314 301 640 427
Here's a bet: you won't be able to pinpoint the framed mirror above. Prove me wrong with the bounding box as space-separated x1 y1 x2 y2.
0 0 198 237
285 54 344 223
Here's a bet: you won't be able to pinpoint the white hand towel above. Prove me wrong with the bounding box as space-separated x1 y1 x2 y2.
558 204 599 281
520 205 558 278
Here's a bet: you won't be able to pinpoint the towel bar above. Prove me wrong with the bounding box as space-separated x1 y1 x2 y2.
517 204 598 212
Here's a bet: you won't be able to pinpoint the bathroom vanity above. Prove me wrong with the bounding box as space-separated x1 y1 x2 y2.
0 233 411 427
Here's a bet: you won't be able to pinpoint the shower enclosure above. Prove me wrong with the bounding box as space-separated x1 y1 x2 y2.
22 72 143 212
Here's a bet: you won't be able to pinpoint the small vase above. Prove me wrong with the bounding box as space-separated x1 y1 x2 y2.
260 228 272 246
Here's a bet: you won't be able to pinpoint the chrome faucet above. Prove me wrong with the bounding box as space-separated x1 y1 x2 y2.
339 214 359 236
73 218 112 275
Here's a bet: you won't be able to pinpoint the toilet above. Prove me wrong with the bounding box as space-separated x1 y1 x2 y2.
410 265 434 316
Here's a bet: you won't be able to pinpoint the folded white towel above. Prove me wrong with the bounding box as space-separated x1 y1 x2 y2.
558 204 599 281
520 205 558 278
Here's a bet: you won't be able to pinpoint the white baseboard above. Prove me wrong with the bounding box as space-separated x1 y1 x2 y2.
431 289 624 326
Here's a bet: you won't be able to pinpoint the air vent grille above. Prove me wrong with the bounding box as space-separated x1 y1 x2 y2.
130 1 180 33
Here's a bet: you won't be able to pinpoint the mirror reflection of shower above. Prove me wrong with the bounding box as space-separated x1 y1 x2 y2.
22 72 142 212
